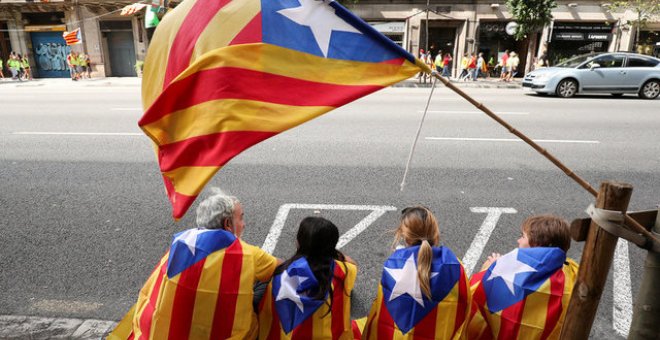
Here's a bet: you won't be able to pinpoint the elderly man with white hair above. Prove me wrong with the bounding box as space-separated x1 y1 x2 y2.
110 189 278 340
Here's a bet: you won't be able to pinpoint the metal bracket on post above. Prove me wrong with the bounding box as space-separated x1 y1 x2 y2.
571 207 660 252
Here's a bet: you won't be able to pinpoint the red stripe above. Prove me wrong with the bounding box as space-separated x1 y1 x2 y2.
540 269 565 340
331 264 346 338
229 12 263 46
162 175 197 220
413 307 437 339
377 293 395 339
267 296 281 339
139 67 383 126
137 262 167 340
497 299 525 340
167 258 206 339
210 240 244 339
453 266 468 335
127 332 134 340
164 0 232 86
291 316 313 338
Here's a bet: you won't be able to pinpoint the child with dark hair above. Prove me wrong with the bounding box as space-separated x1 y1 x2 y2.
468 214 579 340
361 206 471 339
258 216 357 339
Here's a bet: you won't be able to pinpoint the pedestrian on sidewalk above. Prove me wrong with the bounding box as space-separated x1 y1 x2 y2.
434 51 444 73
8 53 22 81
477 52 488 79
499 50 510 81
505 51 520 81
468 52 478 81
85 54 92 78
441 53 452 78
21 54 31 81
67 51 78 81
0 57 4 79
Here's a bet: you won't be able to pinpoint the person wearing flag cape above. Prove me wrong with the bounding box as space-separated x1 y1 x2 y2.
258 216 358 339
467 214 579 340
361 206 471 339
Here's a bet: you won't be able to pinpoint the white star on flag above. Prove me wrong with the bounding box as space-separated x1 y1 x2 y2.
277 0 361 57
486 248 537 294
172 228 211 256
276 270 309 312
385 253 439 307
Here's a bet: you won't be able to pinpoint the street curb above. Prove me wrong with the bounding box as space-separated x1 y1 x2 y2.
0 315 117 339
392 79 522 89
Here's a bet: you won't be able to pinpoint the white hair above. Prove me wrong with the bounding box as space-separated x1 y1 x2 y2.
195 188 240 230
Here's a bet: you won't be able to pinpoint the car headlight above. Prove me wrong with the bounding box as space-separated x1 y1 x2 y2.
534 73 549 80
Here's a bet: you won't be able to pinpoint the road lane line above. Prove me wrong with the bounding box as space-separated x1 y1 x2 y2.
462 207 518 276
421 110 529 115
262 204 396 254
613 239 632 337
13 132 142 136
426 137 600 144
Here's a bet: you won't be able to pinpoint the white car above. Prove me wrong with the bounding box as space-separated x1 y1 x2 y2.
523 52 660 99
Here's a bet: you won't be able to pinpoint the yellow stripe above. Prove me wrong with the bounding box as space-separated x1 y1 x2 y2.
191 0 260 61
489 310 502 338
364 287 383 340
313 303 330 339
342 262 357 339
189 250 225 338
151 272 180 339
142 99 331 145
163 166 220 197
172 43 420 86
258 284 274 339
142 0 198 109
517 280 550 339
133 254 168 339
107 304 136 340
233 244 259 338
435 281 460 339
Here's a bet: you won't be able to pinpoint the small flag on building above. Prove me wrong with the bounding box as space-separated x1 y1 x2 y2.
63 28 82 45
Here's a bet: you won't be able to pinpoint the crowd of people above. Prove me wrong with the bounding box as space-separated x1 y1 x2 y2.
112 189 578 340
0 50 92 81
418 49 532 82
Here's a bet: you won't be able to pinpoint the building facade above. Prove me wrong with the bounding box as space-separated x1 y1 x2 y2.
0 0 658 78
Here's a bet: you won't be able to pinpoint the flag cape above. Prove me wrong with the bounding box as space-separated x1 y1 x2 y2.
63 28 82 45
362 246 471 339
258 258 357 339
467 248 579 340
109 228 278 340
140 0 425 219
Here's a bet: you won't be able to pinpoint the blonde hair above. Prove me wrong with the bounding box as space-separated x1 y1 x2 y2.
394 206 441 299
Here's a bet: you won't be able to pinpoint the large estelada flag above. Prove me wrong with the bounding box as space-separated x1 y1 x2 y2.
467 248 579 340
63 28 82 45
139 0 425 219
108 228 278 339
362 246 471 339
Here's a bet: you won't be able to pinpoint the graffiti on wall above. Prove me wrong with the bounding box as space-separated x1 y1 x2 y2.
35 43 70 71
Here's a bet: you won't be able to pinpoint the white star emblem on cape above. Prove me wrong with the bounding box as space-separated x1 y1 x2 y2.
385 253 439 307
276 270 309 312
172 228 211 256
486 248 537 294
277 0 361 57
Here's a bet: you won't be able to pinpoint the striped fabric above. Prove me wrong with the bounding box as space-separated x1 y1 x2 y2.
258 259 357 339
63 29 82 45
362 246 471 340
108 228 278 340
140 0 425 219
467 250 579 340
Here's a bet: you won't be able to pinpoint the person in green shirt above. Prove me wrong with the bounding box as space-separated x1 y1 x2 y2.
78 53 88 79
8 54 22 80
21 55 31 80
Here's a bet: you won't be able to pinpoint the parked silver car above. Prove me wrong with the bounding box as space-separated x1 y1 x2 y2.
523 52 660 99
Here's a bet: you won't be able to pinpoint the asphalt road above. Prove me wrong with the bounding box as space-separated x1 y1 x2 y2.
1 81 658 338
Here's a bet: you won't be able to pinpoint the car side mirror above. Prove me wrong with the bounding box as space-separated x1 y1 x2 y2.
589 63 601 70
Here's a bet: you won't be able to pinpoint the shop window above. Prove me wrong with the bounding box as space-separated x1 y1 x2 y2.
626 56 659 68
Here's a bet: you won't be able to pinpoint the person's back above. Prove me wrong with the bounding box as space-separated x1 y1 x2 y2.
258 217 357 339
467 215 578 340
362 206 470 339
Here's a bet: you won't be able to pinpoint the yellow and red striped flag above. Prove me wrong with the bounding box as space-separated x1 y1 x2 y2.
63 28 82 45
258 258 357 339
466 248 579 340
361 246 471 339
140 0 425 219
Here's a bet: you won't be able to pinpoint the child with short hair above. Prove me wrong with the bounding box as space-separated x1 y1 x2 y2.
468 214 578 340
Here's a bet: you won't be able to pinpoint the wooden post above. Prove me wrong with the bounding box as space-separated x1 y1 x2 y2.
560 181 633 340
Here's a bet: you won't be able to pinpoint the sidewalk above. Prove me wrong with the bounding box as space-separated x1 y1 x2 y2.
0 315 116 339
0 76 522 89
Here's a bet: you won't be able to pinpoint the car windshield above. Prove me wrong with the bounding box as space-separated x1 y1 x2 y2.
555 54 595 68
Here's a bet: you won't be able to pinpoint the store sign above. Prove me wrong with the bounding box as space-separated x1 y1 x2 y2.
554 32 585 41
24 25 66 32
587 33 611 41
369 21 405 34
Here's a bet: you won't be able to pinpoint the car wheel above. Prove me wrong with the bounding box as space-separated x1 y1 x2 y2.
556 79 578 98
611 93 624 97
639 80 660 99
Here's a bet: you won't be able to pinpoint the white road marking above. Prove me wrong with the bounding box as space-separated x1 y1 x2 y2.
425 137 600 144
613 239 633 337
262 204 396 254
462 207 518 276
12 132 142 136
421 110 529 115
110 108 142 111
